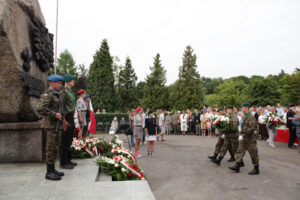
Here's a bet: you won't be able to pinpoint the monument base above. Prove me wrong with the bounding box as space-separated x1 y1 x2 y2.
0 122 44 162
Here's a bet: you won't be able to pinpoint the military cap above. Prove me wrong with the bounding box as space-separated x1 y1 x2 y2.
241 102 250 107
48 75 63 82
63 74 75 82
84 94 90 99
78 89 86 95
218 107 224 112
227 105 234 109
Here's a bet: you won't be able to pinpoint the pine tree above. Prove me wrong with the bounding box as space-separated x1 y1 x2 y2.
117 57 138 111
87 39 115 112
172 46 203 110
143 53 169 110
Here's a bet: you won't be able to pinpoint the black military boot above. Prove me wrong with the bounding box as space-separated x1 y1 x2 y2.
69 161 77 166
229 163 241 173
60 163 74 169
53 166 64 176
208 154 218 161
227 156 235 162
240 161 245 167
46 165 61 181
248 165 260 175
213 156 223 166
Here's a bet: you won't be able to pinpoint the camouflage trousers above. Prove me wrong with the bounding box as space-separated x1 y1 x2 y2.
219 137 238 158
214 135 234 157
236 136 259 166
45 129 61 165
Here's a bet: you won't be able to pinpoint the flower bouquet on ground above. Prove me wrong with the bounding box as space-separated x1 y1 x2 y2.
266 113 285 129
97 155 145 181
213 115 236 133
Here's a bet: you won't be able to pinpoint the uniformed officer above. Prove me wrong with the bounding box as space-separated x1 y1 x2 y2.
59 74 76 169
229 102 260 175
213 105 239 166
208 108 235 161
37 75 64 181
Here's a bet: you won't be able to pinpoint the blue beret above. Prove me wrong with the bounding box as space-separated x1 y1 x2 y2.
48 75 63 82
85 94 89 99
63 74 75 82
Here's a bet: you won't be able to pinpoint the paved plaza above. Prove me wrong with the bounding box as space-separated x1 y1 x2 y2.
137 135 300 200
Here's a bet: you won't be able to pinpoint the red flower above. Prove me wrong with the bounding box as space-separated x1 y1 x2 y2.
128 173 132 177
82 146 86 150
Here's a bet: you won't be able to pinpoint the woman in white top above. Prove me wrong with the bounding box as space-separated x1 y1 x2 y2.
180 110 188 135
110 117 118 134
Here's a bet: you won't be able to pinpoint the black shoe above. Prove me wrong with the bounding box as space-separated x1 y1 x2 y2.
248 166 260 175
229 163 240 173
60 163 74 169
46 165 61 181
208 154 217 160
53 169 64 176
45 172 62 180
213 157 223 166
69 161 77 166
240 161 245 167
227 156 235 162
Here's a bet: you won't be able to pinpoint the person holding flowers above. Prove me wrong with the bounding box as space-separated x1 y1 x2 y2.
266 106 285 148
213 105 239 166
229 102 260 175
292 107 300 153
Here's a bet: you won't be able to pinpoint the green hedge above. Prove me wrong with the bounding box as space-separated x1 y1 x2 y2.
94 113 129 124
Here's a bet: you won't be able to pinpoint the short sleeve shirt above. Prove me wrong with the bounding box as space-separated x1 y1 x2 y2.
159 113 165 126
134 114 143 126
76 97 87 111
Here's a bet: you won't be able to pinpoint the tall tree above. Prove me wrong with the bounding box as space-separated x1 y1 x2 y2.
143 53 169 110
172 46 203 110
49 49 77 76
117 57 138 111
280 70 300 105
87 39 115 112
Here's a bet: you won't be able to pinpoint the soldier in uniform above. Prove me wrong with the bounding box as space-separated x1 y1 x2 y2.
213 105 239 166
37 75 64 181
229 102 260 175
59 74 76 169
208 108 235 161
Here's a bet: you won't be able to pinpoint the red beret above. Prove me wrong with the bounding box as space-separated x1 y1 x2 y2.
136 106 141 112
78 89 86 95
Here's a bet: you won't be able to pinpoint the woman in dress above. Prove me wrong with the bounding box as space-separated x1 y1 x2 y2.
76 89 87 139
200 109 207 136
180 110 188 135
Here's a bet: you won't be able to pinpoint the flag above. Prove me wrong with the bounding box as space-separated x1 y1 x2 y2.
88 100 97 134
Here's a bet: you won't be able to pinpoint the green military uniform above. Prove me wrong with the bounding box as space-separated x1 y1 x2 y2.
235 112 259 165
37 75 64 181
229 102 260 175
172 113 179 135
37 88 63 165
219 113 239 158
59 81 76 168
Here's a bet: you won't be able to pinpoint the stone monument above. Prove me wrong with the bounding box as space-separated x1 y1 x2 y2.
0 0 54 162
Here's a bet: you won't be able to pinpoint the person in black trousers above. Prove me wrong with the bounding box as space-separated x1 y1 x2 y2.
287 104 296 148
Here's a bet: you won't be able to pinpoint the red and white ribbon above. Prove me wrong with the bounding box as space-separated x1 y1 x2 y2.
120 160 144 180
112 148 137 164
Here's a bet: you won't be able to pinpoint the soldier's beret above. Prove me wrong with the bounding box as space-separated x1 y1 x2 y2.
241 102 250 107
84 94 89 99
227 105 234 109
218 108 224 112
63 74 75 82
48 75 63 82
78 89 86 95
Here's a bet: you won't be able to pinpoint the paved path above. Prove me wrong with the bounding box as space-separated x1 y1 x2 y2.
135 135 300 200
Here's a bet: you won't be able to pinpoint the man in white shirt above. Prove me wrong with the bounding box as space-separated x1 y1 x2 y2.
157 109 166 142
276 103 284 117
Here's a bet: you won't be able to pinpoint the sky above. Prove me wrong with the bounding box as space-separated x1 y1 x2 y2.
39 0 300 85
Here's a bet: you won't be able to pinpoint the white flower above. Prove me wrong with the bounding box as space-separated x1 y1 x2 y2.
121 168 126 172
114 163 119 168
